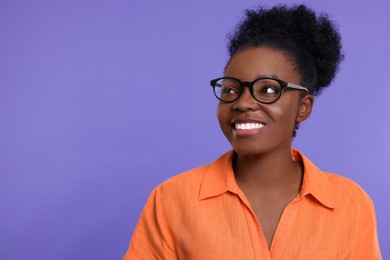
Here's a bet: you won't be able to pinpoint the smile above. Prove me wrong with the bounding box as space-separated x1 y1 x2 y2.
234 123 265 130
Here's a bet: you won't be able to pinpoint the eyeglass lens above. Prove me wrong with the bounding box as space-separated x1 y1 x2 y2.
214 78 282 103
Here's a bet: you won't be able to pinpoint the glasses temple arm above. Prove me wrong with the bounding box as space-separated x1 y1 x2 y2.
287 82 309 92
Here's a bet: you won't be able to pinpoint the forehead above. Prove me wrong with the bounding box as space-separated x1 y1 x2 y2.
224 47 300 83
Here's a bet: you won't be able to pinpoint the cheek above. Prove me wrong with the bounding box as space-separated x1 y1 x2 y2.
216 105 230 132
216 105 225 125
285 109 301 132
269 101 300 128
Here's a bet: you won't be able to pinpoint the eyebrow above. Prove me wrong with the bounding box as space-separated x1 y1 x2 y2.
255 74 281 80
223 74 282 82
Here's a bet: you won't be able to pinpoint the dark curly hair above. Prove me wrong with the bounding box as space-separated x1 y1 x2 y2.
227 4 343 96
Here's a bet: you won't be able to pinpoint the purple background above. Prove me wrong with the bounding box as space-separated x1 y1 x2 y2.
0 1 389 259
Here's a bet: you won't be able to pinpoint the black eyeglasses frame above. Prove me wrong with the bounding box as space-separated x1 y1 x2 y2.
210 76 309 104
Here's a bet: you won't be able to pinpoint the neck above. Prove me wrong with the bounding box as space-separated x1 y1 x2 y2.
233 147 303 193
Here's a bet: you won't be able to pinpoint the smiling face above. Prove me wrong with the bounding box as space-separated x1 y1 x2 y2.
217 46 314 157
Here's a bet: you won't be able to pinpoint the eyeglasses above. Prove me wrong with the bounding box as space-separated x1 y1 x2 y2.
210 77 309 104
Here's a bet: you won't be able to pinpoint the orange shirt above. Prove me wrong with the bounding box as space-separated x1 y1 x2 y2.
124 149 381 259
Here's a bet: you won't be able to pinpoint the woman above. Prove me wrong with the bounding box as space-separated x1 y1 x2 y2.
124 5 381 259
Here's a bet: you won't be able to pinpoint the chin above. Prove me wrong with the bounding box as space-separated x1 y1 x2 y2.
231 143 268 157
231 138 292 158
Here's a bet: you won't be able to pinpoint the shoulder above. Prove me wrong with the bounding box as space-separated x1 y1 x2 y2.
296 148 375 215
154 150 233 200
153 164 210 202
325 172 371 199
295 148 374 209
325 172 374 208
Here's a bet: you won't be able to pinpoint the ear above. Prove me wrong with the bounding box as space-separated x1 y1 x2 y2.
296 94 314 123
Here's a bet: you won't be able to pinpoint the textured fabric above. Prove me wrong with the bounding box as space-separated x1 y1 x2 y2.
124 149 381 259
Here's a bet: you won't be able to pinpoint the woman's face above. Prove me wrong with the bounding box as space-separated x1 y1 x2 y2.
217 46 313 156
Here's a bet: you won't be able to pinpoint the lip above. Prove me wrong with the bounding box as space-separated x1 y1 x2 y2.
231 118 266 137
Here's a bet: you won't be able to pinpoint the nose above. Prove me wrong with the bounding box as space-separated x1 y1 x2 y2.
232 86 259 111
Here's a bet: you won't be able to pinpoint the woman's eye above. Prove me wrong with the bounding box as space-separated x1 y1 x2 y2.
261 86 277 94
221 86 238 94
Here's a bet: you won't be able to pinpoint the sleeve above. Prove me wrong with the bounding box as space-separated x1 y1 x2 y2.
350 191 382 259
123 187 176 260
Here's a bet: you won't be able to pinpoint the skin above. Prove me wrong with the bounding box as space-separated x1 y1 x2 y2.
217 46 314 249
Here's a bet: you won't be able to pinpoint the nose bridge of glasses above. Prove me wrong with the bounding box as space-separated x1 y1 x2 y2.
240 81 256 98
241 81 252 89
235 80 257 104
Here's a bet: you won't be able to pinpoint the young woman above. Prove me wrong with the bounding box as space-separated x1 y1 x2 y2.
124 5 381 259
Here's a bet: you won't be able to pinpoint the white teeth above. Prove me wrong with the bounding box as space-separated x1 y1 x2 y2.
235 123 265 130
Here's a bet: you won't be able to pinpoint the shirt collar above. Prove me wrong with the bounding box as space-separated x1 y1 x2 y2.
198 151 236 200
291 148 335 208
198 149 335 209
